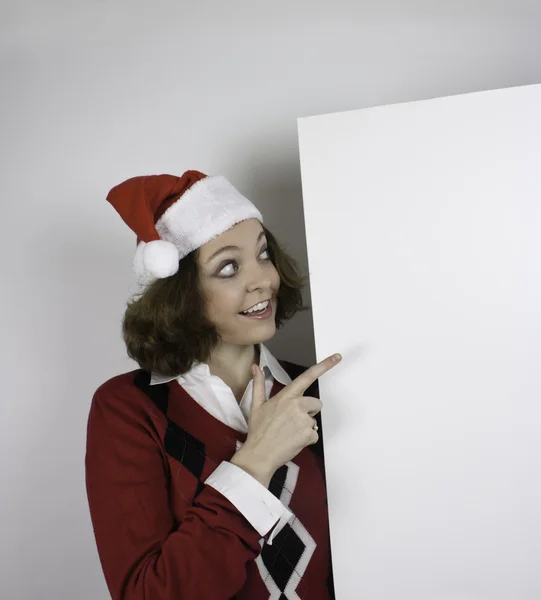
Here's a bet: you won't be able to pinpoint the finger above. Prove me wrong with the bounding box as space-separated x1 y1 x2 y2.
299 396 323 417
250 364 266 413
286 354 341 397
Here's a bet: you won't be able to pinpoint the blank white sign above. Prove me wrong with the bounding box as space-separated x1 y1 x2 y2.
297 84 541 600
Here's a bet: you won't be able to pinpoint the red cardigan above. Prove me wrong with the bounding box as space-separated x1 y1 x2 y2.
85 359 335 599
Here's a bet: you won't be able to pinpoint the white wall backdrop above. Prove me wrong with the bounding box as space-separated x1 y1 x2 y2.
1 1 540 598
298 83 541 599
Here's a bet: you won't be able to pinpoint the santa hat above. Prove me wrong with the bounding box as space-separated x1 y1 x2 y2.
106 170 264 285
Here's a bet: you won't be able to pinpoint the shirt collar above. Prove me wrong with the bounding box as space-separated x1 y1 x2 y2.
149 343 291 387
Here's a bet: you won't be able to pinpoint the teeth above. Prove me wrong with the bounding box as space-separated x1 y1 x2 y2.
241 300 269 314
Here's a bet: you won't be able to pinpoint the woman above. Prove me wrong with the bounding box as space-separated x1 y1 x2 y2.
85 170 342 600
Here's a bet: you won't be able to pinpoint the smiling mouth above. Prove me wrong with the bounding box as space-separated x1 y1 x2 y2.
239 298 272 315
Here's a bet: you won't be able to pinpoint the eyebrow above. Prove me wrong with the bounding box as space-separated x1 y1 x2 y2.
206 230 266 264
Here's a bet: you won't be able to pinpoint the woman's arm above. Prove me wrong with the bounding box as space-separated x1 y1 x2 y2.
85 383 264 600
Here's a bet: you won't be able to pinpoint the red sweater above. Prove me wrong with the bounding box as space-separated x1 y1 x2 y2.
85 359 336 599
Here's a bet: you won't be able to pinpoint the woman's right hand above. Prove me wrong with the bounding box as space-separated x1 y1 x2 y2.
241 353 342 477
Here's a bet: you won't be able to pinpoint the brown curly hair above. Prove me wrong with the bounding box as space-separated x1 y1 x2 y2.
122 225 309 377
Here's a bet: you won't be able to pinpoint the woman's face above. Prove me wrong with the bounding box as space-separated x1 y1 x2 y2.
196 218 281 346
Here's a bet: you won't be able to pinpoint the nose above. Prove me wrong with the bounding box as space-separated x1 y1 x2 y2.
245 261 273 293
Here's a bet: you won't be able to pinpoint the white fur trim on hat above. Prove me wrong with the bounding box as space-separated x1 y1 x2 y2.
132 175 263 285
155 175 263 260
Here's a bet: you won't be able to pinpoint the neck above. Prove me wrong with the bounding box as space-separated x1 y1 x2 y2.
207 342 261 402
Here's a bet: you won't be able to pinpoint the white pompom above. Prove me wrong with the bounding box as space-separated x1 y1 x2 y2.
142 240 180 279
133 241 147 281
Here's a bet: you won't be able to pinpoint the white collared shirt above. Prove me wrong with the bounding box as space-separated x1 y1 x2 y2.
150 343 294 545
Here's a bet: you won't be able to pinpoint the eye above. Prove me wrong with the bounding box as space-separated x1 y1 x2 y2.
218 262 237 277
217 246 270 278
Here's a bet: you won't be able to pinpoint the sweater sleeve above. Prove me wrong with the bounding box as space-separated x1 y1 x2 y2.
85 383 269 600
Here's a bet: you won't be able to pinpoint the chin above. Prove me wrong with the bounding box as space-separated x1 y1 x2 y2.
254 328 277 345
245 327 277 345
223 323 277 347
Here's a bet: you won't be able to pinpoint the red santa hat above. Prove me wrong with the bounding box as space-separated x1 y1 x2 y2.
106 170 264 285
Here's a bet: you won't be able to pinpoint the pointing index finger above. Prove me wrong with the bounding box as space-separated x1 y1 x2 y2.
287 354 342 396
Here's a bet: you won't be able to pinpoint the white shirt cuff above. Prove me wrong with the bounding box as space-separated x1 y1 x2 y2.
205 461 293 545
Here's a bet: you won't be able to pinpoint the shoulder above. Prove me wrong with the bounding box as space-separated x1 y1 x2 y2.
94 368 146 398
90 368 168 422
